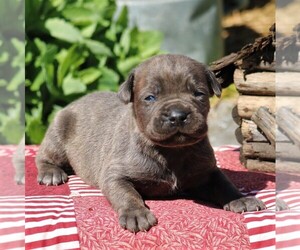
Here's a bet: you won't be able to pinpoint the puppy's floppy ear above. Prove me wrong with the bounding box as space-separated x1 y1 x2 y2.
117 70 135 104
206 69 222 98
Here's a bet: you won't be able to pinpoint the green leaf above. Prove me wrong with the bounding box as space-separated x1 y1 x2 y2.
138 31 163 58
84 39 112 56
62 7 96 25
78 68 102 85
116 6 128 29
45 18 83 43
98 67 120 92
117 56 141 76
7 68 24 91
26 116 47 144
57 44 85 86
62 74 87 95
30 71 45 91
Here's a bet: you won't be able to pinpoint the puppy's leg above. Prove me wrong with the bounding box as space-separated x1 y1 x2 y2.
36 139 68 186
191 169 266 212
102 175 157 232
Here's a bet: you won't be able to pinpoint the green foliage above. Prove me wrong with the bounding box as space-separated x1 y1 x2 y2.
0 0 24 144
25 0 163 144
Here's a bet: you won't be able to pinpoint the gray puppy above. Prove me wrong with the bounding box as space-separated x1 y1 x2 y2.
36 54 265 232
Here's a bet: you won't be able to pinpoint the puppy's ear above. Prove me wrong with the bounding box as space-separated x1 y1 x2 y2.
117 70 135 104
206 69 222 98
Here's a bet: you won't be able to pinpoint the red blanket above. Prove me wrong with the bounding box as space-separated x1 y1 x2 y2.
1 145 300 249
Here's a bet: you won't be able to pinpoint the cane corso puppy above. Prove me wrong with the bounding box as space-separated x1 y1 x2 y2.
36 54 265 232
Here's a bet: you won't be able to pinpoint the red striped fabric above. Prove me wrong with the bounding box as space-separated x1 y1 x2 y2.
0 196 25 250
25 196 80 250
1 145 298 249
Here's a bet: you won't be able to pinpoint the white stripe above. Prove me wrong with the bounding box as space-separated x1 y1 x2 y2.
276 219 300 227
7 247 25 250
244 211 275 218
26 217 76 229
246 219 275 229
280 197 300 203
248 230 275 242
34 241 80 250
276 212 300 218
0 202 25 206
277 231 300 242
26 211 75 219
0 213 24 219
26 227 78 243
277 246 300 250
0 208 25 212
26 206 75 212
0 220 24 229
26 196 71 200
0 232 24 244
26 202 74 207
253 246 275 250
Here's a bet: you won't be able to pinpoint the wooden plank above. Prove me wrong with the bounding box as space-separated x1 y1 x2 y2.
277 107 300 147
237 96 300 119
245 159 275 173
242 142 275 160
251 107 276 146
240 119 289 143
234 69 275 96
234 70 300 96
276 72 300 96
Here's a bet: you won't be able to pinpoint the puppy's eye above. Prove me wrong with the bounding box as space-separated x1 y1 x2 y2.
144 95 156 102
194 91 205 97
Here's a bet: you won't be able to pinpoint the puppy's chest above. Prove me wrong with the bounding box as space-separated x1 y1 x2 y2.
131 158 205 197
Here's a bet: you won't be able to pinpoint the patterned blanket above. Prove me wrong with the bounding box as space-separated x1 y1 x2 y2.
0 145 299 249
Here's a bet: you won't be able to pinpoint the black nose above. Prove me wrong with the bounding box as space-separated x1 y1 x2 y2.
168 109 189 126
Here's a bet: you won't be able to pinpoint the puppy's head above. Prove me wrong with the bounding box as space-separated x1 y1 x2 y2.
118 54 222 147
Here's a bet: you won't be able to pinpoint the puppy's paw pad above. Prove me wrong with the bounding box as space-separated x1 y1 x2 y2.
223 196 266 213
37 167 68 186
119 207 157 233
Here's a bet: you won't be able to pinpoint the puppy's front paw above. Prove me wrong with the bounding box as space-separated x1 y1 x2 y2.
37 167 68 186
119 207 157 233
223 196 266 213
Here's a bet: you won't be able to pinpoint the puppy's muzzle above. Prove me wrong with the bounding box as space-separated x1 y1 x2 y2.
161 108 191 128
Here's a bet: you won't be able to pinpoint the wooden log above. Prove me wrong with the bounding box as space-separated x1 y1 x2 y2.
234 70 275 96
277 107 300 147
234 70 300 96
251 107 276 146
231 105 241 125
240 119 289 143
276 72 300 96
242 142 275 160
237 96 300 119
277 160 300 174
245 159 275 173
242 142 300 161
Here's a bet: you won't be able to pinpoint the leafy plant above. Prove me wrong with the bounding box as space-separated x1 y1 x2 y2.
25 0 163 144
0 0 24 144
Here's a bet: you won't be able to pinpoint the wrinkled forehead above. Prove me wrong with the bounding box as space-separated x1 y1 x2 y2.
134 56 208 93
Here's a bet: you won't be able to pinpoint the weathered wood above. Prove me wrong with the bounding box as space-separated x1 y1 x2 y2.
277 160 300 174
234 70 275 96
245 159 275 173
277 107 300 147
277 142 300 161
240 119 289 143
242 142 275 160
234 70 300 96
237 96 300 119
242 142 300 161
276 72 300 95
251 107 276 146
231 105 241 125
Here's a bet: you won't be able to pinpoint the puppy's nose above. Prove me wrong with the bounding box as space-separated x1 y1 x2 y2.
168 109 189 126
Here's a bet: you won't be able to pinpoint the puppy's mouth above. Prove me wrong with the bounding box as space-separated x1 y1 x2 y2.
149 129 207 148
